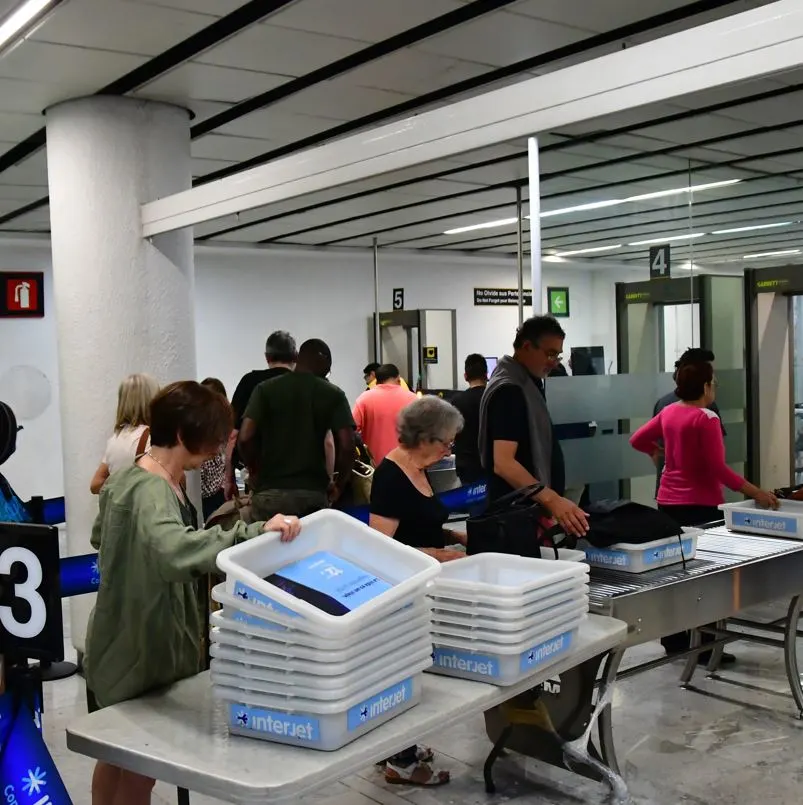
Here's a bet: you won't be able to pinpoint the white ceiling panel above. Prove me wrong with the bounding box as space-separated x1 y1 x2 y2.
190 134 279 162
268 0 464 42
136 63 289 105
276 81 412 121
0 41 147 85
213 108 347 141
196 24 369 75
0 153 48 187
0 184 50 202
509 0 689 33
417 11 587 68
30 0 215 55
0 112 41 143
0 208 50 230
123 0 230 15
342 49 488 95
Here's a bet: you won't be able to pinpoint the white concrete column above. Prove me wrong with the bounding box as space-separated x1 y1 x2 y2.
45 96 196 654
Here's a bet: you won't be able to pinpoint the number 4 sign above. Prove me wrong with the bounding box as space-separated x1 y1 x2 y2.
649 245 671 280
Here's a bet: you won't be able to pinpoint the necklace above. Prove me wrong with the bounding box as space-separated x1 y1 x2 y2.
145 450 184 489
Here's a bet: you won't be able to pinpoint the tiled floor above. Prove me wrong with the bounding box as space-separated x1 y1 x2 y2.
42 599 803 804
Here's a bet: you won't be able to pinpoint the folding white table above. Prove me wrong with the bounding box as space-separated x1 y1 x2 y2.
66 615 626 805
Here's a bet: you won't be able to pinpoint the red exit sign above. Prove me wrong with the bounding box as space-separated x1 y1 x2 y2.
1 272 44 318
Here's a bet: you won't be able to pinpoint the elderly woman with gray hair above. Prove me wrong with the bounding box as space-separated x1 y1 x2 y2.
369 395 465 788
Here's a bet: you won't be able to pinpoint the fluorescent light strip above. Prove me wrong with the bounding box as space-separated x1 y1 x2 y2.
0 0 57 49
712 221 794 235
743 249 801 259
540 179 740 219
628 233 707 246
443 217 518 235
552 244 623 257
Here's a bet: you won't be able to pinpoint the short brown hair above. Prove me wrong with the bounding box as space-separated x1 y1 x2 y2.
675 362 714 402
149 381 233 455
201 377 227 398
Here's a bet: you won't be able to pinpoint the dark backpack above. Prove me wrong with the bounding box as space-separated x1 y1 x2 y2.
578 500 682 548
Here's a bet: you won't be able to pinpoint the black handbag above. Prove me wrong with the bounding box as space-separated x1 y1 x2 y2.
466 483 564 559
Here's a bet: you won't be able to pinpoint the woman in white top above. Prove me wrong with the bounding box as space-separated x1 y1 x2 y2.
90 373 160 494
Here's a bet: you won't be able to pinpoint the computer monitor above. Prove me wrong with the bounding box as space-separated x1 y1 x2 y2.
484 356 498 376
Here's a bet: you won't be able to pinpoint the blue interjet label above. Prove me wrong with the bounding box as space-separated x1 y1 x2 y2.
731 511 799 535
229 703 320 742
432 648 499 678
642 537 694 566
518 630 573 672
346 678 414 731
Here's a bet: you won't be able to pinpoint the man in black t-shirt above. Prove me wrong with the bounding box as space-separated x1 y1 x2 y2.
479 316 588 537
224 331 297 499
452 354 488 484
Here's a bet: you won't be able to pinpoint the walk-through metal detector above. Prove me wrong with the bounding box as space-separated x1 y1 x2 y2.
616 275 744 375
744 265 803 488
370 309 458 391
616 274 746 502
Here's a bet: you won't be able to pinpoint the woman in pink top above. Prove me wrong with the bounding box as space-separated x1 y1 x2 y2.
631 361 777 526
631 361 777 663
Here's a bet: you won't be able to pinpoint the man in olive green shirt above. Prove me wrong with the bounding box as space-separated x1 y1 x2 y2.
239 339 355 520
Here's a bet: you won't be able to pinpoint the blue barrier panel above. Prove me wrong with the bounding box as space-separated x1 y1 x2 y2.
57 483 488 597
42 498 66 526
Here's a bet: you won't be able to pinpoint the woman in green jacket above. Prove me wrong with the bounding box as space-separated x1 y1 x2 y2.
86 380 301 805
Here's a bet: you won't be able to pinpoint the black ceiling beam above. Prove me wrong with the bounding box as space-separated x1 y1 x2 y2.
194 0 747 186
0 0 296 220
191 0 519 138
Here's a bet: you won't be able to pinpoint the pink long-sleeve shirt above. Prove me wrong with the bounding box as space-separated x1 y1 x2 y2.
630 402 745 507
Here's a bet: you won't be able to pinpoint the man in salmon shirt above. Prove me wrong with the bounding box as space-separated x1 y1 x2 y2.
353 363 417 463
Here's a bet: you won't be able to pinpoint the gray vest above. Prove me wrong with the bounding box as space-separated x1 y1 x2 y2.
478 355 553 488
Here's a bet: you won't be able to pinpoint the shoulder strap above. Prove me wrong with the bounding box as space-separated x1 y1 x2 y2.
136 427 150 456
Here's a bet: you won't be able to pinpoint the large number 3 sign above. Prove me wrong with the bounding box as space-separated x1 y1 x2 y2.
0 524 63 662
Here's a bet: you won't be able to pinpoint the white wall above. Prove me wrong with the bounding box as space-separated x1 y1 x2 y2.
0 238 640 501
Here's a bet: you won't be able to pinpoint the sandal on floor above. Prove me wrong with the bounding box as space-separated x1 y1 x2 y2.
375 746 434 767
385 760 450 787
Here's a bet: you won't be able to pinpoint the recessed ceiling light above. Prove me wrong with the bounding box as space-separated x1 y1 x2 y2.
552 244 623 257
443 217 518 235
742 249 801 259
628 233 707 246
0 0 58 51
712 221 794 235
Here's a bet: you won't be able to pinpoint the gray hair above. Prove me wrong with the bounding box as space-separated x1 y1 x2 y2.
397 396 464 449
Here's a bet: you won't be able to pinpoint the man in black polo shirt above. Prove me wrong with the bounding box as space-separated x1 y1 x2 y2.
239 339 355 520
479 316 588 537
224 331 297 499
452 354 488 485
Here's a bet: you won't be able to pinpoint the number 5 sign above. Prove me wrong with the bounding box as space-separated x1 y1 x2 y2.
0 524 63 662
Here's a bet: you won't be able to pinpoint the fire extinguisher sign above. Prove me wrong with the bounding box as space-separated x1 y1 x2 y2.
1 272 44 318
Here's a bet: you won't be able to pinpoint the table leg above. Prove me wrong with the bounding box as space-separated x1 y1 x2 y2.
679 628 701 687
177 787 190 805
596 647 624 776
783 595 803 719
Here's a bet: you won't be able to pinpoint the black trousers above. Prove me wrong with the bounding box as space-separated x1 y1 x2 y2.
658 504 722 654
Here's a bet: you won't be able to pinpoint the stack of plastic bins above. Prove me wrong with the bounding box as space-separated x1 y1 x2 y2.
427 553 589 686
209 509 440 750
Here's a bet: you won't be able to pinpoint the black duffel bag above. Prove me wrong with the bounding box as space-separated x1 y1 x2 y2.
466 483 564 559
581 499 682 547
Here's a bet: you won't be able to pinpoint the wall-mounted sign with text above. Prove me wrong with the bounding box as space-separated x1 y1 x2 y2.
474 288 533 306
0 272 44 318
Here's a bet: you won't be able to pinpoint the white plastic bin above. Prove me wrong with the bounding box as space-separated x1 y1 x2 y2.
721 501 803 538
431 600 588 644
210 646 432 701
216 509 439 635
578 528 700 573
430 575 586 610
211 583 429 639
432 553 588 600
429 622 583 686
209 609 431 669
431 590 588 631
538 547 586 562
215 672 424 750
